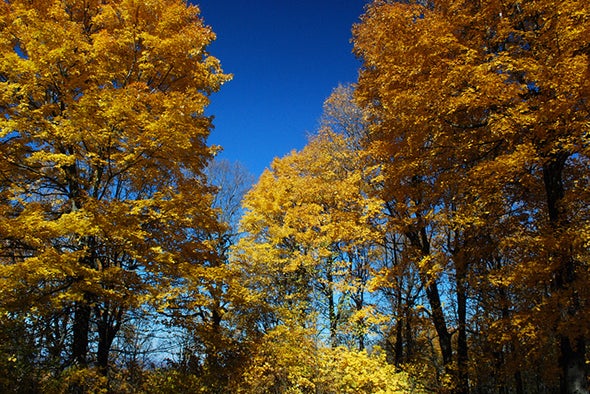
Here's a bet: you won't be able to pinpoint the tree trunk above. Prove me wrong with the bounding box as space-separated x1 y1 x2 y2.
404 306 414 362
514 370 524 394
96 303 122 374
457 261 469 394
68 164 95 369
394 316 404 366
326 261 338 347
560 336 587 394
425 282 453 368
394 286 404 366
96 325 114 374
72 299 90 366
408 225 454 385
543 156 588 394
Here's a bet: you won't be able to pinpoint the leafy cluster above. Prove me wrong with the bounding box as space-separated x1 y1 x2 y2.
1 0 589 393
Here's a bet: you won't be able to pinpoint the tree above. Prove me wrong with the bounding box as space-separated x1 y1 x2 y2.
320 84 369 151
0 0 229 384
353 0 590 392
320 84 429 373
175 159 255 391
233 127 383 349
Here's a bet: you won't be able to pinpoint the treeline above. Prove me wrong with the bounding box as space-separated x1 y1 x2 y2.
1 0 589 393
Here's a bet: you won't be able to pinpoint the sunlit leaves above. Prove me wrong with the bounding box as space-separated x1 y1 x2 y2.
234 121 384 346
353 0 590 391
0 0 229 378
237 324 425 394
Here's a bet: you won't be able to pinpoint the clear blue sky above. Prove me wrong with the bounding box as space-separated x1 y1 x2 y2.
196 1 368 177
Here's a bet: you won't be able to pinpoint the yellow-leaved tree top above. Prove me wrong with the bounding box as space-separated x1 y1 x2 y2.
0 0 229 375
353 0 590 392
234 124 384 348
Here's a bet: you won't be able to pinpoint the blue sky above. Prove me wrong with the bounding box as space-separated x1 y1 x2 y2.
196 1 368 177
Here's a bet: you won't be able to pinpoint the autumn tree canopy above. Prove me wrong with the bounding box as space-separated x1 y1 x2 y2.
354 0 590 392
0 0 228 387
1 0 588 393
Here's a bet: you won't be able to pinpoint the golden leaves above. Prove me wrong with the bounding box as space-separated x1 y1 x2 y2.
0 0 227 325
239 128 383 266
238 324 424 394
233 120 385 339
353 0 590 388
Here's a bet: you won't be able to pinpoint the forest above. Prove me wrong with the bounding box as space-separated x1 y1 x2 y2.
0 0 589 393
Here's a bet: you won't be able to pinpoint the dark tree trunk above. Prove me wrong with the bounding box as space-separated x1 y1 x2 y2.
425 282 453 368
404 308 414 362
560 334 587 394
326 262 338 348
96 303 123 374
457 260 469 394
394 316 404 366
72 299 91 366
394 287 404 366
68 165 93 368
96 326 114 374
408 224 454 384
514 370 524 394
543 155 588 394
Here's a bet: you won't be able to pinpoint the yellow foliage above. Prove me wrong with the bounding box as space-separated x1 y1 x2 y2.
234 126 385 336
354 0 590 391
0 0 229 374
236 325 426 394
41 367 109 394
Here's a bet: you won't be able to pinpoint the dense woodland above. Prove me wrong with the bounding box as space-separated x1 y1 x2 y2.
0 0 589 393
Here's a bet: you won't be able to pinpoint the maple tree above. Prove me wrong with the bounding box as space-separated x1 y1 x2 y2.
0 0 587 392
228 98 424 390
0 0 228 387
354 0 590 392
233 125 384 348
320 84 430 373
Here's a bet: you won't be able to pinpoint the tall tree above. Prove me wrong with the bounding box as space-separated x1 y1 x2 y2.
354 0 590 392
233 128 383 348
0 0 228 381
321 84 429 371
